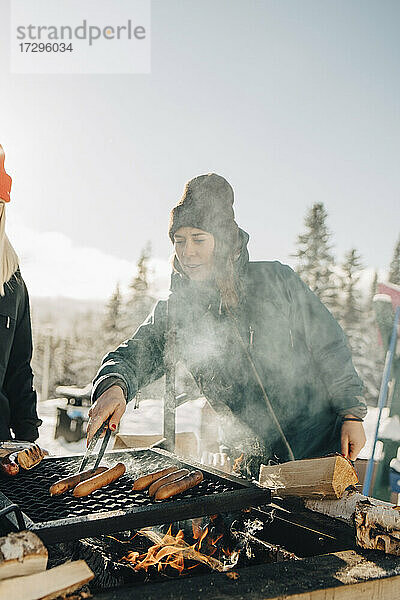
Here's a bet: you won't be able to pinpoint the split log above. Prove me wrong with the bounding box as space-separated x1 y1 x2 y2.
306 489 400 555
305 490 394 524
259 456 358 499
355 502 400 555
0 531 47 580
0 559 94 600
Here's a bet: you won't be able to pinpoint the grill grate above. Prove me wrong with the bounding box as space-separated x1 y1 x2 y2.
0 449 270 544
0 451 239 522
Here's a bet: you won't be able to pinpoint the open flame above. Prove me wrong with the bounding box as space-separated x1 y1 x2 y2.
122 522 236 575
233 453 244 473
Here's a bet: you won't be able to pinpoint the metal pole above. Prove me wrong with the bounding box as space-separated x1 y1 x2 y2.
41 326 52 402
163 298 176 452
363 306 400 496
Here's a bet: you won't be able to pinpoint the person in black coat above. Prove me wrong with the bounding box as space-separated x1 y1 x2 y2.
87 174 366 472
0 144 41 441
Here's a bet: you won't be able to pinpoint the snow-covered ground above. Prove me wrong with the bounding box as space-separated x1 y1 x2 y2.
359 406 400 461
36 399 400 463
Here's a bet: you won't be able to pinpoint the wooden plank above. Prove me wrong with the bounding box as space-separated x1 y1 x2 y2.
0 531 47 580
259 456 358 499
0 560 93 600
272 574 400 599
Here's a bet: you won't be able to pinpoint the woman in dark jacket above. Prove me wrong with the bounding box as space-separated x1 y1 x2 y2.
0 144 41 442
88 174 366 472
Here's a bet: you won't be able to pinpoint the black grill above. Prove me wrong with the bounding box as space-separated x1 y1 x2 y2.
0 448 269 544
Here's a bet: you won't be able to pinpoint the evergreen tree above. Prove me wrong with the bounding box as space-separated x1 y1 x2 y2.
122 243 155 336
368 271 378 311
103 283 123 346
53 337 76 387
293 203 338 313
340 249 363 329
120 243 164 400
388 237 400 285
338 251 383 403
68 311 108 386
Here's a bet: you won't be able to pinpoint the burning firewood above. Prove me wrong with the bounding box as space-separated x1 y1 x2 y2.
122 525 233 574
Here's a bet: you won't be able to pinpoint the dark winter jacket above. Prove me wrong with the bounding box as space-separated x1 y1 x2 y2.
93 232 365 465
0 270 41 441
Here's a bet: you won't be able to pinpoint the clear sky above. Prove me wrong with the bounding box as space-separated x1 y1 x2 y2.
0 0 399 299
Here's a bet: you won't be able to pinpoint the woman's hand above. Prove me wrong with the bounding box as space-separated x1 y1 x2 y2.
341 416 366 461
86 385 126 445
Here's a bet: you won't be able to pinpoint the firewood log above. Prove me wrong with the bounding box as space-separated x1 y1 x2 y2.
259 456 358 499
305 489 400 555
0 560 93 600
354 502 400 555
0 531 47 580
304 490 394 523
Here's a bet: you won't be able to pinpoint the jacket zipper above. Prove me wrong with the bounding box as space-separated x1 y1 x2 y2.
133 389 141 409
249 326 254 348
289 328 294 348
6 316 10 329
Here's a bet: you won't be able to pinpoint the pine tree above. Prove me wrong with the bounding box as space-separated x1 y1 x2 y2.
68 311 108 386
121 243 165 400
53 336 76 387
122 243 155 336
338 251 383 403
103 283 123 347
293 203 338 313
340 249 363 329
368 271 378 311
388 237 400 285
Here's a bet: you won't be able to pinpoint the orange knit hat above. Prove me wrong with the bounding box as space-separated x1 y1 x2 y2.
0 144 12 203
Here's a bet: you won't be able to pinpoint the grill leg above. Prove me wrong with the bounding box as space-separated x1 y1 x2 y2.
0 503 26 531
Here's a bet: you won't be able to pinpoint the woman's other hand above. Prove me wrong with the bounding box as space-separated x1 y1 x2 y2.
86 385 126 445
341 416 366 461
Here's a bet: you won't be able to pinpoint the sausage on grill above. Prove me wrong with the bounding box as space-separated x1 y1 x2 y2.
49 466 108 496
73 463 126 497
0 454 20 476
148 468 190 497
132 466 178 491
17 444 47 470
155 470 204 500
0 444 47 476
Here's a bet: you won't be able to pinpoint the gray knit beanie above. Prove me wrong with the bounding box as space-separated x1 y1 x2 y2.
168 173 239 244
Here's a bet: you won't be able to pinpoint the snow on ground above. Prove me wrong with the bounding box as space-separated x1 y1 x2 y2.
358 407 400 461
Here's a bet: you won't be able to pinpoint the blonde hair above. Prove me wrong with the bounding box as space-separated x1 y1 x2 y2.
0 203 19 296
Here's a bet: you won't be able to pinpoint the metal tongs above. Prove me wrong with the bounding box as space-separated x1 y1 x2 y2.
79 417 111 473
